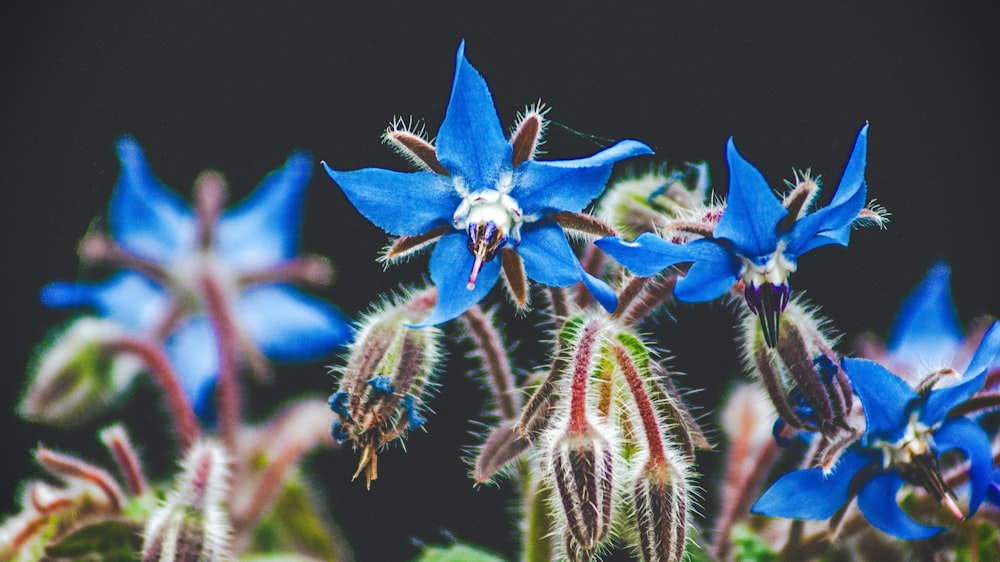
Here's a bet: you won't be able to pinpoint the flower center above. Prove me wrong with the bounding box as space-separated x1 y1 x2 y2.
740 242 797 347
452 174 527 290
874 416 964 520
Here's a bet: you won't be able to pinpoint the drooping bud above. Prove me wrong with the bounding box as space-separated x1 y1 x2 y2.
741 296 861 461
596 163 711 240
141 440 234 562
632 459 690 562
550 423 616 552
20 317 142 427
329 288 441 488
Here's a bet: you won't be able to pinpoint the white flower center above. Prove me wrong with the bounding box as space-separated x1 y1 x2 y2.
451 173 527 243
739 240 798 288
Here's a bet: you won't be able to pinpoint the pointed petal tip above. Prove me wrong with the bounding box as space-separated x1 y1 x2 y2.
115 135 146 165
39 281 88 308
285 150 313 171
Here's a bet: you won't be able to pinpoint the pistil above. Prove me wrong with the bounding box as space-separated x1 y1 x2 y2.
466 221 507 289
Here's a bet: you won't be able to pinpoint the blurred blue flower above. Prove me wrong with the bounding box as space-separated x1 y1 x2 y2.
598 124 872 346
41 137 351 420
324 41 651 325
752 321 1000 539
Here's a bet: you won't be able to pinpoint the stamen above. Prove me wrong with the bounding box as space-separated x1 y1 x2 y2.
745 282 790 347
466 221 507 290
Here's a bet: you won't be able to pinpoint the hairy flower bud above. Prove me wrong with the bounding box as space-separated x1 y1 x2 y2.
329 288 441 487
596 163 711 240
632 459 689 562
20 317 141 427
741 297 860 459
549 423 616 552
142 440 234 562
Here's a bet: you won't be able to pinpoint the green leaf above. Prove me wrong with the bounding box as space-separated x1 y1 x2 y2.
250 474 349 560
44 518 143 561
730 524 778 562
411 542 506 562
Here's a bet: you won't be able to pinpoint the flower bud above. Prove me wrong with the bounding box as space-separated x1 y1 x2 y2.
20 317 141 427
329 288 442 487
631 459 689 562
142 440 234 562
549 423 616 552
596 163 710 240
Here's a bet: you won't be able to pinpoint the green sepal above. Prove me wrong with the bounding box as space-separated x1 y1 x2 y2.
43 518 143 561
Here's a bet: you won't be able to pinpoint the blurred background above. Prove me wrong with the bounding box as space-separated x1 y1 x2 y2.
3 2 997 560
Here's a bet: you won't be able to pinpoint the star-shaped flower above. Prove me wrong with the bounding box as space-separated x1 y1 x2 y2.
41 137 352 420
751 321 1000 539
597 124 880 346
323 41 652 325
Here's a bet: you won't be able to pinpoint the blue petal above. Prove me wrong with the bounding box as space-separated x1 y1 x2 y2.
857 472 944 539
785 124 870 255
235 284 352 362
108 137 196 264
164 315 219 423
920 321 1000 425
582 272 617 313
842 357 916 444
887 261 962 370
40 271 170 333
434 41 511 193
672 240 742 302
751 448 872 520
932 417 993 515
596 233 709 278
323 164 458 236
713 138 786 258
514 140 653 215
518 221 617 311
216 151 312 272
418 231 500 326
517 220 584 287
961 320 1000 383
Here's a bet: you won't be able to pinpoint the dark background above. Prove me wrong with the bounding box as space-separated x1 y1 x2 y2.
3 2 998 561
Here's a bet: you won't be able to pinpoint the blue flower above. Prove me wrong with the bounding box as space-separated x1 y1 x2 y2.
752 321 1000 539
597 124 874 346
877 261 970 379
41 137 352 420
323 41 652 325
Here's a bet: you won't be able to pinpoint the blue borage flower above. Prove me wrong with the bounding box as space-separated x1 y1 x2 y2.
598 124 876 346
41 138 352 420
752 321 1000 539
323 41 652 326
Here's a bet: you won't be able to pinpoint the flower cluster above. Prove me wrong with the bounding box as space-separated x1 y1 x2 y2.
6 40 998 562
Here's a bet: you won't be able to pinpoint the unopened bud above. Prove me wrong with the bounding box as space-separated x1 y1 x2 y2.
596 163 710 239
20 318 141 427
142 440 234 562
741 298 855 439
549 423 616 551
632 459 689 562
329 288 442 488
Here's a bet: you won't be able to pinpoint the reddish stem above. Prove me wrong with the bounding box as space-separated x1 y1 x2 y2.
612 343 666 463
199 274 242 451
567 322 601 432
106 337 200 449
100 425 149 496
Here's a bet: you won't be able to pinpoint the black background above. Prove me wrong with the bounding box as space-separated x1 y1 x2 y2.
3 3 998 561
